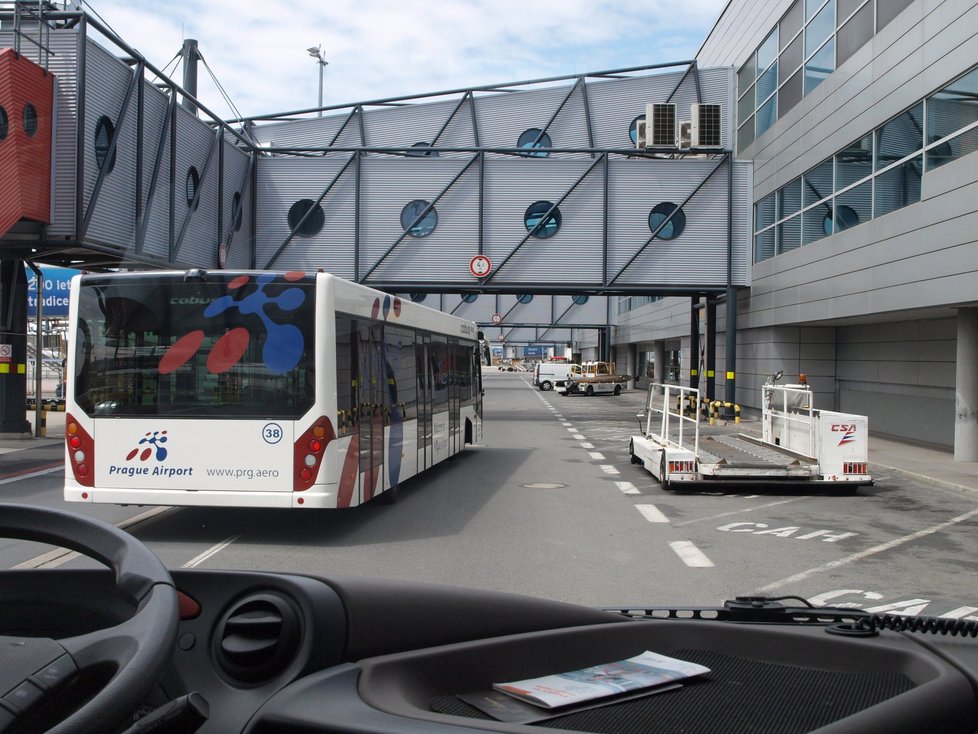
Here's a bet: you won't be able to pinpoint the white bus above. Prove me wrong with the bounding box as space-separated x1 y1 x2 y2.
64 270 483 508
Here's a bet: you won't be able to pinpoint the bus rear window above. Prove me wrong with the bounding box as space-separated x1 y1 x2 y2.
73 273 316 419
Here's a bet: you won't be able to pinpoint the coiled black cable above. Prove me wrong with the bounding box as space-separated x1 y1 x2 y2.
857 613 978 637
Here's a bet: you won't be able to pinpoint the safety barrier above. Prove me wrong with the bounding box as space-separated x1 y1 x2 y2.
708 400 740 424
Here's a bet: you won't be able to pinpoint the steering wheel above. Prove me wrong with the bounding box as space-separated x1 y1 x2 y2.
0 504 178 734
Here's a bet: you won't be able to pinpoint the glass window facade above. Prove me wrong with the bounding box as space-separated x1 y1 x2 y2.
753 66 978 263
738 1 914 152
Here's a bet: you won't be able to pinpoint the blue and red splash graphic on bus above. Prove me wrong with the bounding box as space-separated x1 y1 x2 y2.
338 295 404 506
158 272 306 376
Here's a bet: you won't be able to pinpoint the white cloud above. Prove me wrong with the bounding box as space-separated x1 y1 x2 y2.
83 0 727 120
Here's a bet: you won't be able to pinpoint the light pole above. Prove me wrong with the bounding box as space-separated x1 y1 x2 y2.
306 45 328 116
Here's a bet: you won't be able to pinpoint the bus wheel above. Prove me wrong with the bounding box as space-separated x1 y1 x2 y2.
613 385 621 396
585 385 594 396
540 380 553 391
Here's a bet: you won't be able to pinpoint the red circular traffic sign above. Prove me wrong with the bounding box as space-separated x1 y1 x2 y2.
470 255 492 278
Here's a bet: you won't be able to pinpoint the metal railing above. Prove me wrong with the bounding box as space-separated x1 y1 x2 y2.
642 382 700 458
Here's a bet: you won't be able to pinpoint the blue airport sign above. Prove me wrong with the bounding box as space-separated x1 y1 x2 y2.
28 267 80 317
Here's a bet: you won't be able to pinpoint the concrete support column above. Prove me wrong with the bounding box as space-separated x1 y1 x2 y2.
654 341 666 383
955 308 978 461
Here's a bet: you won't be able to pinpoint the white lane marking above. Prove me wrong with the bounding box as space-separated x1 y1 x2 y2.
0 466 63 485
616 481 640 495
670 540 714 567
572 434 586 440
183 535 241 568
757 508 978 593
589 452 606 461
600 464 620 475
566 427 579 433
673 498 800 527
13 506 174 569
562 422 573 427
580 442 595 449
636 504 669 523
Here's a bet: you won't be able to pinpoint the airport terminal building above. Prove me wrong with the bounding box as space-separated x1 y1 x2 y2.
1 0 976 456
617 0 978 454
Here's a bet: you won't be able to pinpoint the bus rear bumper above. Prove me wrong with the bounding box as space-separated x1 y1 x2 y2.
63 486 341 509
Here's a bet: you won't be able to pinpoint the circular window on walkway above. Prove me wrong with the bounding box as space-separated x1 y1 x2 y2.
573 294 589 305
400 200 438 237
823 205 859 236
0 107 7 141
94 115 117 172
287 199 325 237
629 115 645 145
461 293 478 303
518 128 551 157
524 201 561 239
22 103 37 137
648 202 685 240
410 293 427 303
186 167 200 209
516 294 534 304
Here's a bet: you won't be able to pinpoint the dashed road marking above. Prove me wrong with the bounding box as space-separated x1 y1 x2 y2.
669 540 714 568
616 481 640 495
636 504 669 523
580 442 594 449
589 452 606 461
600 464 620 475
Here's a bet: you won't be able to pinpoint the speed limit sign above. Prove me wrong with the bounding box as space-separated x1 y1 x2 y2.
469 255 492 278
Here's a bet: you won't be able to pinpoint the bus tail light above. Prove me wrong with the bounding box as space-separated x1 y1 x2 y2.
668 460 696 475
294 417 335 491
65 414 94 487
844 462 868 475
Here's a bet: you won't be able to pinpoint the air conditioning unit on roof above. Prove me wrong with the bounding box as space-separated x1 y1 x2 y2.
691 103 722 148
678 120 692 149
646 102 677 147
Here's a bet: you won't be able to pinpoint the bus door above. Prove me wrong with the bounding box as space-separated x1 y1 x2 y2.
417 333 432 472
448 340 461 454
358 323 385 501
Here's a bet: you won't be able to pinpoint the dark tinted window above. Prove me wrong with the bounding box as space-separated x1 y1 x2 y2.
74 273 316 419
837 2 873 67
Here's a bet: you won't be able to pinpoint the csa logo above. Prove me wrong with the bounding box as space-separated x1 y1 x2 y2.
126 430 169 462
831 424 857 446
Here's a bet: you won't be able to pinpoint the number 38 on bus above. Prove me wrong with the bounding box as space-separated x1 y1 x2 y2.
64 270 484 508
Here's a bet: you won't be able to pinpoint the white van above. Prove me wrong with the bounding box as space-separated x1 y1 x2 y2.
533 362 578 391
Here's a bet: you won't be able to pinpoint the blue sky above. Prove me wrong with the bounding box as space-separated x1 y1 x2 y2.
83 0 727 120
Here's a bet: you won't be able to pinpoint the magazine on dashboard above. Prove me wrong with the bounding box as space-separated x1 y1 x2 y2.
492 650 710 709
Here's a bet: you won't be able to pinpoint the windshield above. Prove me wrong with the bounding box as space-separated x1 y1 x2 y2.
72 273 316 419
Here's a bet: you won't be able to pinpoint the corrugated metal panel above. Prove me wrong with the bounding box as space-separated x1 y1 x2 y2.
254 152 748 289
221 141 254 270
360 157 481 281
173 105 221 264
81 41 139 248
0 48 53 234
255 156 360 276
483 158 605 283
247 68 735 159
137 84 173 261
607 158 732 287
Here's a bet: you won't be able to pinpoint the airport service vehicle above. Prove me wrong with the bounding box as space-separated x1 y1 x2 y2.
564 361 630 396
63 270 483 509
629 378 873 490
1 502 976 734
532 362 579 391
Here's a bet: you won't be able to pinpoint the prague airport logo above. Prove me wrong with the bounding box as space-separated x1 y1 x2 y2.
126 430 169 462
